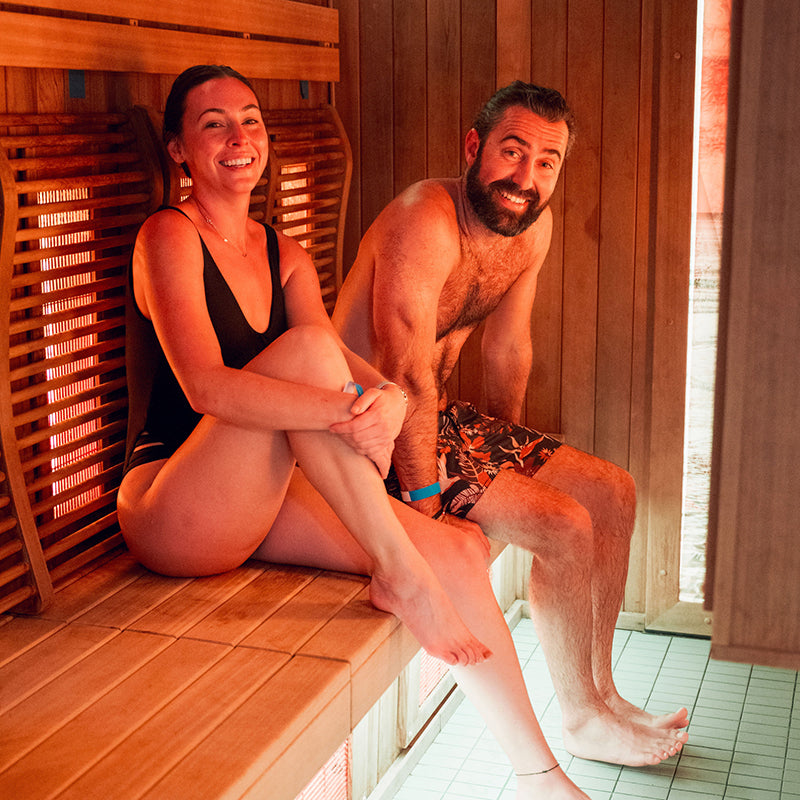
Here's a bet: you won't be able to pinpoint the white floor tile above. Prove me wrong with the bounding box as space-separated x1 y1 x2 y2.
385 621 799 800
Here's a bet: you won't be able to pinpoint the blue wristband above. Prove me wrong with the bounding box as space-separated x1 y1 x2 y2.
401 481 441 502
343 381 364 396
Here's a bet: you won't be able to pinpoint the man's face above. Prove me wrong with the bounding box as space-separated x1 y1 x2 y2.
465 106 569 237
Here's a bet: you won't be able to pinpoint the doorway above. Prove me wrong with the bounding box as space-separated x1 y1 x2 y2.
679 0 730 605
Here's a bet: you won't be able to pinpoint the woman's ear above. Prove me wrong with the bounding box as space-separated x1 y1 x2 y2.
166 137 185 166
464 128 480 166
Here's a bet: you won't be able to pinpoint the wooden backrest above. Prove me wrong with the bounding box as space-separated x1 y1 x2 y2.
0 109 164 613
0 103 353 615
264 107 353 311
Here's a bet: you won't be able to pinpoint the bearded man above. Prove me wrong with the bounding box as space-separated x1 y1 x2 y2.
332 81 689 767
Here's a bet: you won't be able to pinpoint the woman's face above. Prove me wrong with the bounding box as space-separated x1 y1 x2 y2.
167 76 269 195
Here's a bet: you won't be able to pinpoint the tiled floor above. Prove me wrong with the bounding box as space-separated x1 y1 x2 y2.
390 621 800 800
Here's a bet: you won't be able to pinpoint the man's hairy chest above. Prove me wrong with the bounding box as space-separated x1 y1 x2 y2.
435 241 530 340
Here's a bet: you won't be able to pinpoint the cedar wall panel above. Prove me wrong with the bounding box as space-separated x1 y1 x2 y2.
333 0 696 622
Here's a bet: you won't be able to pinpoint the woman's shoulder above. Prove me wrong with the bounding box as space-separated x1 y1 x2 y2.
134 204 205 278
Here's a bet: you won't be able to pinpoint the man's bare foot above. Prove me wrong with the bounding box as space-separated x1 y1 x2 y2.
516 765 590 799
603 693 689 729
563 708 688 767
368 564 491 666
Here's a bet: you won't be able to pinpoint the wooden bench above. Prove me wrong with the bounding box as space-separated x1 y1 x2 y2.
0 100 522 799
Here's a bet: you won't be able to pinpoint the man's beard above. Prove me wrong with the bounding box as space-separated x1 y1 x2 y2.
465 154 548 237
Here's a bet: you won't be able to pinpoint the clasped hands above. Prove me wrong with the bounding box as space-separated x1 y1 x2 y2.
329 384 406 478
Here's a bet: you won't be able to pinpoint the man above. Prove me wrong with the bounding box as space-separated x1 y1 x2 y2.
333 81 689 766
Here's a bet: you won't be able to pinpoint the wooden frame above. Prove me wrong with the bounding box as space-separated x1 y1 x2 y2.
0 0 339 81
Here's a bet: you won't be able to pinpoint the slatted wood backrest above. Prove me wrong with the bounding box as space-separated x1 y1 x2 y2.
264 107 353 311
0 110 163 614
0 104 352 615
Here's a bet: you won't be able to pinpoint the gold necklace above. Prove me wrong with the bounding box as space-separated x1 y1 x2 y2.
193 197 248 258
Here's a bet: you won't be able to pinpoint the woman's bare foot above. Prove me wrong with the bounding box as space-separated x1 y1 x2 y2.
515 765 590 799
605 693 690 729
562 708 688 766
368 563 491 666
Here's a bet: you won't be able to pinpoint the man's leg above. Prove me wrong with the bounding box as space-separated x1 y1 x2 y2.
533 446 688 728
466 450 687 766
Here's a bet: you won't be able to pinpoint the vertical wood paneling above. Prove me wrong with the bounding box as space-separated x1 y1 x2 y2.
358 0 395 230
709 0 800 668
5 68 37 113
428 0 464 400
460 0 497 136
594 0 641 468
34 69 63 111
561 0 604 452
393 0 428 195
496 0 531 87
335 0 362 274
426 0 461 179
626 0 657 615
527 0 568 433
644 0 696 626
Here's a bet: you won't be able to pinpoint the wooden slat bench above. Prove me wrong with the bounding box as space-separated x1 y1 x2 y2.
0 553 424 799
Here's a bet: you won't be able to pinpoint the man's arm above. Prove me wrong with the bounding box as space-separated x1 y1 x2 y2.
370 191 459 516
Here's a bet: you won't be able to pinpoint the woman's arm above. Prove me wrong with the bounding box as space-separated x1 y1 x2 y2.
135 209 356 433
278 231 408 475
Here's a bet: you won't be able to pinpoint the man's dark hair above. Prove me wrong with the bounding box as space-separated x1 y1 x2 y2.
472 80 576 157
163 64 256 148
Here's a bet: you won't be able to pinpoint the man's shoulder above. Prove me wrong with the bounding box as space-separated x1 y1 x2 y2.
369 178 462 256
388 178 459 223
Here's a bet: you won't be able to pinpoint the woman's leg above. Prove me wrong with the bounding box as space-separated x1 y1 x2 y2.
118 325 487 666
263 472 590 799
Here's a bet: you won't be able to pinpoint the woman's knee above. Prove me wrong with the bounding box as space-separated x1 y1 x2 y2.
435 522 492 578
249 324 349 388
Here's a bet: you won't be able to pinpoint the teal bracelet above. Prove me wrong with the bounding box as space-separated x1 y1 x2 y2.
401 481 441 502
343 381 364 396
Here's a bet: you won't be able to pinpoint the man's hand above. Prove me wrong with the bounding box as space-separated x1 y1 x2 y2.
329 384 407 477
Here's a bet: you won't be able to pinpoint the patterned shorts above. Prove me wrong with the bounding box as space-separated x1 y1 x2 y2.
386 400 562 518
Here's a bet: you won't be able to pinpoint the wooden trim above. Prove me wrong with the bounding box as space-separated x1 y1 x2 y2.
643 0 697 627
0 11 339 82
14 0 340 44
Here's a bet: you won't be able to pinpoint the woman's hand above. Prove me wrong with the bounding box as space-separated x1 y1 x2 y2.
329 383 407 477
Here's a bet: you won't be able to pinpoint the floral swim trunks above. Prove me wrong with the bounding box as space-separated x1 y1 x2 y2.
386 400 562 518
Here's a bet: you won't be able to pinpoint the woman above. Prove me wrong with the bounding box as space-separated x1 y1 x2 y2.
117 64 604 797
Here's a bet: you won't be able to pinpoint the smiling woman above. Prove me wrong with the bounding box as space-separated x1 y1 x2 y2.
116 63 493 669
